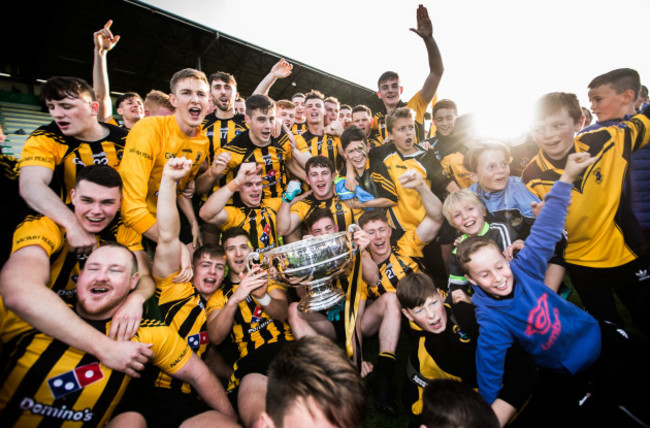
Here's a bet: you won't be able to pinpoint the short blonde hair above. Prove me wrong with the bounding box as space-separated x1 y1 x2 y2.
442 189 486 227
386 107 415 133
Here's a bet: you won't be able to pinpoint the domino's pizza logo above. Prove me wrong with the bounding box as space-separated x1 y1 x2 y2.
251 306 264 323
187 331 209 350
260 224 271 246
47 362 104 399
263 169 277 182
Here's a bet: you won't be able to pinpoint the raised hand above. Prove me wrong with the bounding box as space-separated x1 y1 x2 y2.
398 169 425 189
94 20 120 54
409 4 433 39
560 152 597 183
210 151 231 177
270 58 293 79
163 157 193 181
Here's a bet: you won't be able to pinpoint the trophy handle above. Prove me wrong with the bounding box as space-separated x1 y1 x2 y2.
246 252 261 272
347 224 361 254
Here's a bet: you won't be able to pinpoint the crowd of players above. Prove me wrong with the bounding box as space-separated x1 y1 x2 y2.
1 4 650 428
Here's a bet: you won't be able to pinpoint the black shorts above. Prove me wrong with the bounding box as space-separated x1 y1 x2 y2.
227 341 288 410
112 383 210 427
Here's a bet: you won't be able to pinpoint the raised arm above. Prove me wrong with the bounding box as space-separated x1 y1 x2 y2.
276 191 311 236
92 20 120 124
410 5 443 104
152 157 192 279
199 161 259 225
252 58 293 96
19 166 96 254
194 151 231 195
399 169 443 244
0 246 153 377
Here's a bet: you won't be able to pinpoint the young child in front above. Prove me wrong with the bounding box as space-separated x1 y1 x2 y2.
442 189 521 303
458 152 650 426
396 272 536 427
464 142 567 293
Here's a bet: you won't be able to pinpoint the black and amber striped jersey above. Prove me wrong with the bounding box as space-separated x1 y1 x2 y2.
521 109 650 267
141 273 210 396
291 122 308 136
19 122 128 204
368 228 425 297
295 131 341 170
206 278 293 362
221 198 282 254
405 302 477 416
367 129 383 150
11 213 142 298
202 112 248 161
368 143 451 233
218 131 293 200
0 155 30 266
0 313 192 427
119 115 208 235
424 133 473 188
337 163 398 203
290 194 364 234
373 91 429 144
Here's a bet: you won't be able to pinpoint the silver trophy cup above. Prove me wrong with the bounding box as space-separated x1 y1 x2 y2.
246 224 360 312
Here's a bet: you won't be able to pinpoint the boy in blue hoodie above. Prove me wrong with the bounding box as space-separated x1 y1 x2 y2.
457 152 650 425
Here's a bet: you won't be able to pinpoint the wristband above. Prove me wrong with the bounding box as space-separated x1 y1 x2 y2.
257 293 271 306
226 178 240 193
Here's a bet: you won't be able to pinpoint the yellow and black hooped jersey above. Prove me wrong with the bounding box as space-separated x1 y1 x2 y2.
143 273 210 395
206 278 293 362
405 302 477 416
11 213 142 298
295 131 341 169
20 122 128 204
291 122 308 136
221 198 282 254
425 133 473 188
201 112 248 197
119 115 208 235
290 194 364 234
367 228 425 298
521 110 650 268
373 91 429 144
368 143 451 233
218 131 293 200
0 314 192 427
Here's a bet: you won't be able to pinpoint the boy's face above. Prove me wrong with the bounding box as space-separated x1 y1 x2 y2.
389 117 417 155
247 109 275 146
402 292 447 334
224 235 252 276
344 140 368 171
433 108 457 137
76 246 137 320
309 217 337 236
211 79 237 112
530 107 580 161
45 93 99 140
116 97 145 123
471 149 510 193
339 108 352 129
192 253 226 298
377 78 403 109
292 96 306 121
70 180 121 234
240 174 263 207
277 107 296 129
464 245 513 297
449 201 485 236
234 99 246 115
352 111 372 136
305 166 333 199
305 98 325 126
324 101 339 126
170 78 210 135
588 84 632 122
362 219 392 260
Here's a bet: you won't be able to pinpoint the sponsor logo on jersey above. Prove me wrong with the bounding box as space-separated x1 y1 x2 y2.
187 331 209 350
47 362 104 399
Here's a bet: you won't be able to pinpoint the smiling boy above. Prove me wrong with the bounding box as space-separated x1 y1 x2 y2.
522 92 650 335
119 68 210 243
